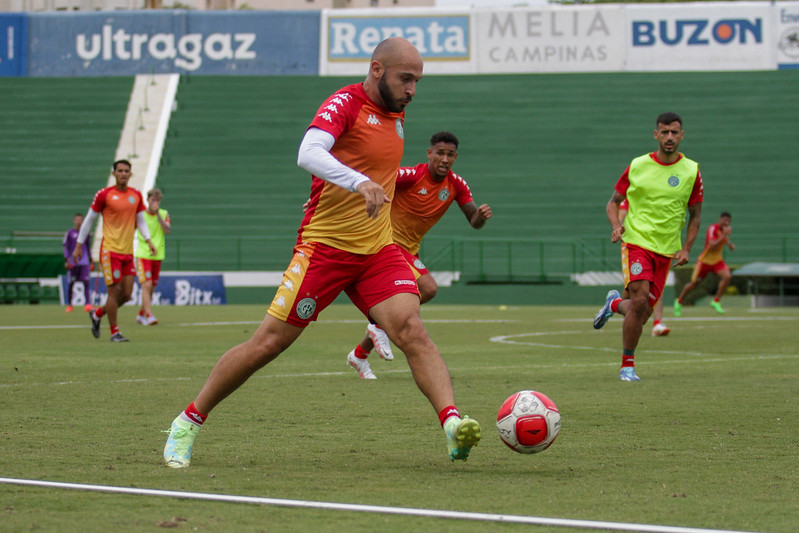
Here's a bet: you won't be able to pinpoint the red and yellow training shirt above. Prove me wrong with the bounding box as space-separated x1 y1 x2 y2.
90 186 145 255
697 223 727 266
298 83 405 255
391 163 474 255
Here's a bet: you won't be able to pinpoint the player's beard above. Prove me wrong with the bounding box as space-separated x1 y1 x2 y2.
378 73 409 113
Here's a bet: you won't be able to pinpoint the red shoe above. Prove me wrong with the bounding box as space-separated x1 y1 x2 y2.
65 305 74 313
83 304 94 312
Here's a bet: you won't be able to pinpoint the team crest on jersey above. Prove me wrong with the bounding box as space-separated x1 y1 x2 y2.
395 118 404 139
296 297 316 319
668 175 680 187
630 261 643 276
413 258 426 270
438 188 450 202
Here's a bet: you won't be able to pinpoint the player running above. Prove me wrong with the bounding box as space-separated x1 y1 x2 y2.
674 212 735 315
346 131 492 379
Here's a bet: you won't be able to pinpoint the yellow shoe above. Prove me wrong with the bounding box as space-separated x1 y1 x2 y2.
444 416 481 461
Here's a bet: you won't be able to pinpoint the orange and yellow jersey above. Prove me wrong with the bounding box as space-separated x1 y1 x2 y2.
697 223 727 265
90 186 145 254
391 163 474 255
298 83 405 254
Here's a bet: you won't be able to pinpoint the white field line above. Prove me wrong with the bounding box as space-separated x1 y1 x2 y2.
0 318 517 330
1 326 797 389
0 477 760 533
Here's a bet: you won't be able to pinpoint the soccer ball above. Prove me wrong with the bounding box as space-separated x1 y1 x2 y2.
496 390 561 454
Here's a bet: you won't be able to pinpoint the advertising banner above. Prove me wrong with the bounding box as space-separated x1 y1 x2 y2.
0 14 27 77
625 3 774 71
474 5 626 73
27 11 319 77
60 272 226 307
320 8 476 75
776 1 799 68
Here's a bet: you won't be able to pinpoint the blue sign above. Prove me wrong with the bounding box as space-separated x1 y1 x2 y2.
28 11 319 76
328 15 470 60
60 273 226 306
0 14 27 77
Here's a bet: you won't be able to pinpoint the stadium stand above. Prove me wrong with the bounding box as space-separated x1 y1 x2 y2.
2 71 798 304
0 77 131 301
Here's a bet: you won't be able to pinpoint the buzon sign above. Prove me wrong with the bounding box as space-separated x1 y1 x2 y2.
632 18 762 46
328 16 469 60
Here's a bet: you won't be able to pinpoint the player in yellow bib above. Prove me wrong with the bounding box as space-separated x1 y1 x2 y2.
135 188 171 326
593 112 703 381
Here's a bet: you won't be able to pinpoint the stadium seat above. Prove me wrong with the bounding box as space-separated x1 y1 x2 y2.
29 284 43 303
17 284 30 301
4 284 18 302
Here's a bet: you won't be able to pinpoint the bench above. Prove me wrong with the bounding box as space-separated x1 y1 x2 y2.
733 262 799 307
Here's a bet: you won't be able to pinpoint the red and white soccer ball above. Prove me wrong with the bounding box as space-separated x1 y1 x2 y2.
496 390 561 454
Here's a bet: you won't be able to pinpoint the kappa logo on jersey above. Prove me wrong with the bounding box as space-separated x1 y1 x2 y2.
631 261 643 275
418 188 429 195
366 114 381 125
438 188 450 202
283 279 294 291
318 92 353 123
275 295 286 308
290 263 302 274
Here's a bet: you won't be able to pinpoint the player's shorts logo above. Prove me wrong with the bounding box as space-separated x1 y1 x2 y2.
296 297 316 319
438 188 450 202
395 118 404 139
630 261 643 276
668 176 680 187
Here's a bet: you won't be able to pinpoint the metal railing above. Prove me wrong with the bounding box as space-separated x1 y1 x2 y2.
4 232 798 282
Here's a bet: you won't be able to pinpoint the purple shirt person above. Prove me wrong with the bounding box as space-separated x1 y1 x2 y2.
63 213 92 312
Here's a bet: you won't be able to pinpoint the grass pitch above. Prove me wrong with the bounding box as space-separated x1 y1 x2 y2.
1 301 797 532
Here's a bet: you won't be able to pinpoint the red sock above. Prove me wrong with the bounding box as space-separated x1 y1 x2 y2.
184 402 207 426
353 345 369 359
438 405 460 427
610 298 622 313
138 309 144 316
622 349 635 368
94 307 105 318
110 324 120 335
714 297 721 302
653 319 662 326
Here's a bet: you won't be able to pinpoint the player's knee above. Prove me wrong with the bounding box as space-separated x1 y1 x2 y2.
419 285 437 304
388 314 429 351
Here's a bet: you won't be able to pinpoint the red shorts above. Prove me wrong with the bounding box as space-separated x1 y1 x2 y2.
621 243 672 307
100 248 136 286
691 260 728 283
136 258 163 286
267 242 419 327
399 247 427 280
